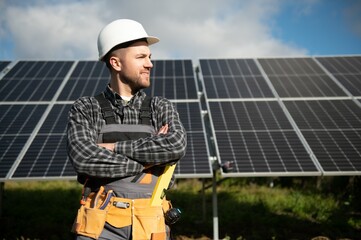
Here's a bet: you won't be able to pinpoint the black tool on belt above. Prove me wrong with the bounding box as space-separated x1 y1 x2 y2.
164 208 181 225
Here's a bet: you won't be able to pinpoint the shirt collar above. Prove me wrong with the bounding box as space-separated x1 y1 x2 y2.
103 84 146 109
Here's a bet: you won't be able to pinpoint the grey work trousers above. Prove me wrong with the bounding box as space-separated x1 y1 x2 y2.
75 222 171 240
76 223 131 240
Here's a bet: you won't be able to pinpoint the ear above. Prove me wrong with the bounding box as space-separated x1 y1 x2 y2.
109 56 122 71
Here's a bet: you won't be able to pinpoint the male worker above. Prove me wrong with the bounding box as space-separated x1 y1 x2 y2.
67 19 187 240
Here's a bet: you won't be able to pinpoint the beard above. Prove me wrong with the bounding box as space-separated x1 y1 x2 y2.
120 71 150 93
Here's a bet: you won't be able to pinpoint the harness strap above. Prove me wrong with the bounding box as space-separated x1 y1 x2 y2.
95 93 152 125
95 93 116 124
140 95 152 125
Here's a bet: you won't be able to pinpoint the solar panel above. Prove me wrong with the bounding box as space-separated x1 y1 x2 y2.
200 59 274 99
174 102 212 177
284 99 361 174
0 104 47 179
207 101 319 176
0 61 11 72
258 58 348 97
202 56 361 177
0 61 74 101
145 60 198 100
58 61 109 101
11 104 75 179
316 56 361 96
2 56 360 181
1 59 211 180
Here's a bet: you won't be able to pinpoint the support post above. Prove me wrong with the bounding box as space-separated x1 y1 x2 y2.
201 179 206 222
0 182 4 217
212 171 219 240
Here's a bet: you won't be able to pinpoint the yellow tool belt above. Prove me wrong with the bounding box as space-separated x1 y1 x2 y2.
72 187 171 240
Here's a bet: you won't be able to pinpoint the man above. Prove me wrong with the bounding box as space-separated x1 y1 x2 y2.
67 19 187 240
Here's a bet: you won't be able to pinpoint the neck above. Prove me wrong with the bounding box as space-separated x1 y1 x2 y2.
109 73 133 97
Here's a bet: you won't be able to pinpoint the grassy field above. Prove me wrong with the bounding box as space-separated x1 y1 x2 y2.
0 177 360 240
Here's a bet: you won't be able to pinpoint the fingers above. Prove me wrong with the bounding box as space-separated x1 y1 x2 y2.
158 124 169 135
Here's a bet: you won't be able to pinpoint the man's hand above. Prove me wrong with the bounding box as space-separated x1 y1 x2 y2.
97 143 115 152
158 124 169 135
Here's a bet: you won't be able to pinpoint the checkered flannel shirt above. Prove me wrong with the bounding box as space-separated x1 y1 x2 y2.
67 86 187 179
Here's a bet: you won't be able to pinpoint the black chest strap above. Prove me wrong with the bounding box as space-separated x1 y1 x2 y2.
95 93 152 125
95 93 117 124
140 95 151 125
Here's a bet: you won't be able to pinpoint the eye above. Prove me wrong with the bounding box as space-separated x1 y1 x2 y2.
137 54 147 59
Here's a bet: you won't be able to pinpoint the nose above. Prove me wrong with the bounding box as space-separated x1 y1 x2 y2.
145 57 153 68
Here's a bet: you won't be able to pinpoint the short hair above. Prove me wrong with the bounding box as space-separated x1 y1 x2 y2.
103 38 148 70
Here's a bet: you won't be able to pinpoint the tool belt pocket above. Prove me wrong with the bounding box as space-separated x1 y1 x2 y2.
106 199 132 228
72 205 107 239
133 204 166 240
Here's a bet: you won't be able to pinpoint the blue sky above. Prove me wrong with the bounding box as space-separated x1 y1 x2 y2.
274 0 361 56
0 0 360 61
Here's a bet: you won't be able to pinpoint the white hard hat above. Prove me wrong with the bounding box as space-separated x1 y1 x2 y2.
97 19 159 60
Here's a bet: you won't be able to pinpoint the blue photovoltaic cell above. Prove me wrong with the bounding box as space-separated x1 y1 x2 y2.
284 100 361 173
12 104 76 178
258 58 347 97
0 104 47 179
176 132 210 175
38 104 71 134
200 59 274 98
208 101 318 175
173 102 211 176
215 131 317 173
302 130 361 172
0 61 73 101
316 56 361 74
0 136 29 179
209 101 293 131
316 56 361 96
12 134 75 178
58 61 108 101
284 100 361 130
145 60 198 100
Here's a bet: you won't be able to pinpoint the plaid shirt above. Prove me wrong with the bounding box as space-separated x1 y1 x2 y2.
67 86 187 179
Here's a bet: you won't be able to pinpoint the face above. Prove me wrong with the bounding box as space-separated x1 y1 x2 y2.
111 41 153 94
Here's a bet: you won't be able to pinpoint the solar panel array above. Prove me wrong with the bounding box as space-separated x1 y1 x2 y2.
1 56 360 181
0 60 211 181
200 56 361 177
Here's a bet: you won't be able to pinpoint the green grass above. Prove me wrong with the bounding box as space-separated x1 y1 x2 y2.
0 178 360 240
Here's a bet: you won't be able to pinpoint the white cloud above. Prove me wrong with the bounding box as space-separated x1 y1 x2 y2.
4 1 105 59
1 0 308 61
